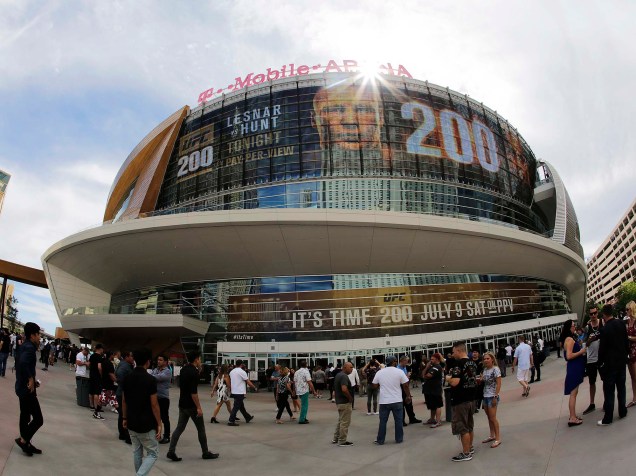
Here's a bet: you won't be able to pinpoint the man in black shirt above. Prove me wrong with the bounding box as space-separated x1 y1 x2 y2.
472 351 484 412
496 346 507 377
116 351 134 443
14 322 44 456
422 353 444 427
330 363 342 402
89 344 105 419
122 348 161 475
167 351 218 462
597 304 629 426
41 340 50 371
446 341 478 462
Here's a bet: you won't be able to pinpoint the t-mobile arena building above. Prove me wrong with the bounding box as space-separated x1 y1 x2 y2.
42 61 586 369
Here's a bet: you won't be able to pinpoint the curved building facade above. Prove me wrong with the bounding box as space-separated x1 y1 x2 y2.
43 72 586 367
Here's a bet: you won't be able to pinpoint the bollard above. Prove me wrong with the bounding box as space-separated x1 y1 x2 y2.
444 386 453 422
76 377 90 407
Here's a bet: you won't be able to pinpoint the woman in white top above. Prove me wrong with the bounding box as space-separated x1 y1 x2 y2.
480 352 502 448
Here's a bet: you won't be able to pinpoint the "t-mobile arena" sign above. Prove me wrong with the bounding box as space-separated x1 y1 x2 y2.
197 59 413 104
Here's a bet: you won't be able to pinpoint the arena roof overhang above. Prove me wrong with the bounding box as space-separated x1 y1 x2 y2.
42 209 588 318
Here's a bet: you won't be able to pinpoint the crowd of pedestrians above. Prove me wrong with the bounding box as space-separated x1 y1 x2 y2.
7 301 636 471
5 329 513 468
559 303 636 427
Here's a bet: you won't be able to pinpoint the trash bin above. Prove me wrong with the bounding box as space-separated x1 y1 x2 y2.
444 386 453 422
76 377 90 407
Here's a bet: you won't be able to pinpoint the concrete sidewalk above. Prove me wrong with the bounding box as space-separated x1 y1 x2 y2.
1 353 633 476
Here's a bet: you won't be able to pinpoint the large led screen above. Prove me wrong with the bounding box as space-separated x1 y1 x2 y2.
220 282 549 342
158 75 537 212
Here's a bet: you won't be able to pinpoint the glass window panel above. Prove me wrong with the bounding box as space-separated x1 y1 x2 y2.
300 144 323 178
330 147 361 176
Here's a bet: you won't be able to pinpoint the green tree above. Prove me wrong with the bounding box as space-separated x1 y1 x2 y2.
5 295 18 332
615 281 636 314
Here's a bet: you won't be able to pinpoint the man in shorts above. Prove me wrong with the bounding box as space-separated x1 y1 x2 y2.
446 342 478 462
583 306 602 415
313 365 326 398
511 335 533 397
422 353 444 427
89 344 105 419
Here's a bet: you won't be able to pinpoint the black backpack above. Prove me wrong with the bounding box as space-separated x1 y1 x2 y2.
533 343 546 364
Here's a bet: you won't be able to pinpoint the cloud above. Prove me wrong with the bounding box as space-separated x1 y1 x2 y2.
7 284 60 333
0 152 117 267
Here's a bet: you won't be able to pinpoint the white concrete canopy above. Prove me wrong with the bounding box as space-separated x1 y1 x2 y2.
42 209 588 318
58 313 209 353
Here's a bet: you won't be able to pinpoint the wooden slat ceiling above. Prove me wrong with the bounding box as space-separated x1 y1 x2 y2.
103 106 189 222
0 258 47 288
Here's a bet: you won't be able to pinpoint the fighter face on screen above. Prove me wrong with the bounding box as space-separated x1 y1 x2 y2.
312 83 384 152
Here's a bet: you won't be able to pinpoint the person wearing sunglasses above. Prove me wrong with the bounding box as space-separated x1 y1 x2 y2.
582 307 603 415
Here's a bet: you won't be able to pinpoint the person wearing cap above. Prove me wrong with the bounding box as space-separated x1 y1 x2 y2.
371 355 411 445
445 341 479 462
14 322 44 456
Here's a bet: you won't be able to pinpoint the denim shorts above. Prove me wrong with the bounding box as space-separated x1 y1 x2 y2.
482 395 500 408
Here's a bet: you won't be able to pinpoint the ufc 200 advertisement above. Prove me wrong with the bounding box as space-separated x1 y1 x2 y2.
223 282 543 342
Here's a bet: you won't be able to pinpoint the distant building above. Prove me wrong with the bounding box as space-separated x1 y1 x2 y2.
1 283 15 328
2 283 14 313
0 169 10 214
587 197 636 304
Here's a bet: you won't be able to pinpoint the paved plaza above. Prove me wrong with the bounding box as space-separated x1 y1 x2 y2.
0 353 633 476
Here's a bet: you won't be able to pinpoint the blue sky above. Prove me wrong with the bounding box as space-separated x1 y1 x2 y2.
1 0 635 332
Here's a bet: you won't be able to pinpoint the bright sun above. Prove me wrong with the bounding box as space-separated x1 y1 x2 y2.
358 61 378 79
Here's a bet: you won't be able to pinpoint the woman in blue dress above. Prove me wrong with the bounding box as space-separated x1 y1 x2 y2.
561 319 587 426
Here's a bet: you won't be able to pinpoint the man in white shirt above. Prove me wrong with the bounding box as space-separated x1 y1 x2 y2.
227 360 257 426
504 344 513 365
75 347 90 406
10 333 16 357
536 336 544 352
371 355 411 445
511 335 534 397
294 360 316 424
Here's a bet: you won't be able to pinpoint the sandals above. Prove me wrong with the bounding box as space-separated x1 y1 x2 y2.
482 436 496 444
626 401 636 408
491 440 501 448
567 418 583 427
275 420 283 424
